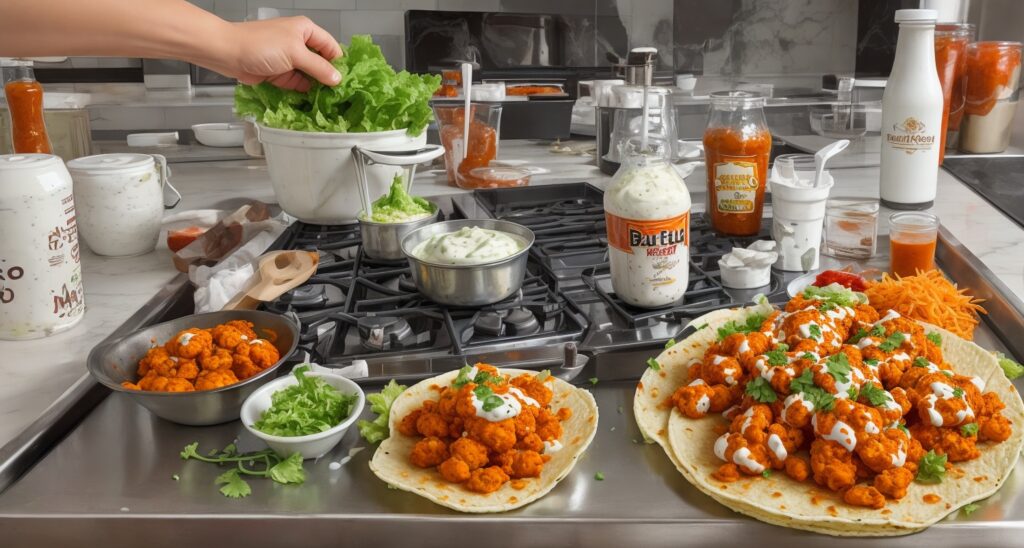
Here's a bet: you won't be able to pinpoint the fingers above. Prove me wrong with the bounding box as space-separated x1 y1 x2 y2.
291 47 341 87
266 70 311 92
303 22 342 61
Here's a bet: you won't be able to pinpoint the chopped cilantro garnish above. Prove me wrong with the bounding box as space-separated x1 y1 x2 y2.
819 302 837 312
915 450 947 484
847 387 859 400
961 422 979 437
473 369 500 386
800 352 817 362
953 387 964 398
482 394 505 412
943 370 953 377
717 313 768 341
594 472 605 481
253 366 359 438
926 332 942 346
790 369 815 393
870 324 886 338
961 502 980 516
788 370 835 411
588 377 599 386
762 469 772 478
765 344 790 366
825 353 851 384
473 384 493 400
646 357 661 371
864 358 880 367
808 324 823 340
913 356 930 368
216 469 252 499
745 377 778 403
848 328 868 344
453 365 474 388
860 383 890 407
896 423 910 435
665 338 676 349
879 332 906 352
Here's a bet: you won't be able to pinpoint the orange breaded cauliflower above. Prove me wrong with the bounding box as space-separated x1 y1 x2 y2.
410 437 449 468
211 324 248 349
465 466 509 494
194 369 239 391
166 328 213 359
199 347 234 372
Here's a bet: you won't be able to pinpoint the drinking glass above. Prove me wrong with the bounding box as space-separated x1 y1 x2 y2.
823 198 879 259
889 211 940 277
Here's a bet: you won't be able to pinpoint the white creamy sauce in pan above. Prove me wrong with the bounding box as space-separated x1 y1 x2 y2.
411 226 525 265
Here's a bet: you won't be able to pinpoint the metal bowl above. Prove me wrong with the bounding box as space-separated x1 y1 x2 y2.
401 219 535 306
86 310 299 426
358 206 440 260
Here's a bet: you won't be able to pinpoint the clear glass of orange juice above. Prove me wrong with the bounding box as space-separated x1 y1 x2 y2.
889 211 940 277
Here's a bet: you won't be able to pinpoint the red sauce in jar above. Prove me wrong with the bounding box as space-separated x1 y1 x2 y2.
4 80 52 154
934 29 970 163
965 42 1022 117
890 235 937 277
437 106 498 188
703 126 771 236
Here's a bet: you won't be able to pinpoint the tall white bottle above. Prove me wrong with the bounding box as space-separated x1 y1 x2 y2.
879 9 944 210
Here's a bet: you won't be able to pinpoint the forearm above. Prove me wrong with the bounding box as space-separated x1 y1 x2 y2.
0 0 235 66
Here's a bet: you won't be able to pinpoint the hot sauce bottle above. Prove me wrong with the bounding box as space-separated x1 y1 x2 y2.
703 91 771 237
2 61 52 154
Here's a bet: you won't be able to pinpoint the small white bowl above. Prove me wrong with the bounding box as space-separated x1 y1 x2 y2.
241 371 365 459
192 123 246 147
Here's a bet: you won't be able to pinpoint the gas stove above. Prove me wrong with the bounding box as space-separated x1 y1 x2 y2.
265 182 788 380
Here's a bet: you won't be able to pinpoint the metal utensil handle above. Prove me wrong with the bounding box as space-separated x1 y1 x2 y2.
152 154 181 209
355 145 445 167
351 145 375 220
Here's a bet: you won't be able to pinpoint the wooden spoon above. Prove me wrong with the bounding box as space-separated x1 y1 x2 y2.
222 250 319 311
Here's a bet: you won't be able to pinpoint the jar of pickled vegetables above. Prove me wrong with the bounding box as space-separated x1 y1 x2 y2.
703 91 771 236
934 23 974 161
960 41 1022 154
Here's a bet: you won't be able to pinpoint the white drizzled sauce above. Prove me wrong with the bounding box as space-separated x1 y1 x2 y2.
178 332 195 346
738 340 751 354
970 376 986 392
712 355 727 365
823 420 857 451
508 387 540 407
767 433 788 461
856 337 877 349
688 379 706 386
922 395 944 427
472 391 522 422
783 393 814 425
891 442 907 467
724 367 739 386
732 447 765 474
864 421 880 435
876 309 901 324
543 439 564 454
714 433 730 461
696 394 711 414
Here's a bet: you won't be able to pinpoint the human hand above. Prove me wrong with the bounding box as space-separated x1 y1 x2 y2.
207 16 343 91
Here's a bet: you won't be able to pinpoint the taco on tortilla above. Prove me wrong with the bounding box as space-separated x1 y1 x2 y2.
370 364 598 512
635 285 1024 536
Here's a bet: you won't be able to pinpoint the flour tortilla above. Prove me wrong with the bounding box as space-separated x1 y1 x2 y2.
369 368 598 513
635 308 1024 536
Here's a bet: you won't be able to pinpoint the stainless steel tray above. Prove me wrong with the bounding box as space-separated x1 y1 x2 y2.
2 228 1024 547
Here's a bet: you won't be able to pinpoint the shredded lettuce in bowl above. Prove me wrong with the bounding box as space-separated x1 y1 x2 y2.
234 35 441 136
253 366 359 437
360 175 436 223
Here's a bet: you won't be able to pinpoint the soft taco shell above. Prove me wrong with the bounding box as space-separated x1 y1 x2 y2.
369 368 599 513
636 309 1024 536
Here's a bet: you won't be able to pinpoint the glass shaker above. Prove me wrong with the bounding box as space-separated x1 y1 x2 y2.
703 91 771 237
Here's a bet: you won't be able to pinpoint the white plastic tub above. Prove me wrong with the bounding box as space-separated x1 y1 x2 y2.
257 125 427 224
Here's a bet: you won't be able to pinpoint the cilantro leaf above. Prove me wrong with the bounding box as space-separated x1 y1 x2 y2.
962 502 980 516
847 386 859 401
913 357 930 368
997 352 1024 380
825 353 851 384
762 469 772 478
848 328 868 344
961 422 979 437
268 453 306 485
745 377 778 403
915 450 947 484
871 324 886 338
896 423 910 435
588 377 599 386
765 344 790 366
864 358 880 367
860 383 890 407
253 365 359 437
789 369 816 394
357 379 407 444
665 338 676 349
805 387 836 411
808 324 823 340
453 365 473 388
879 332 906 352
717 313 768 341
180 442 200 460
926 332 942 346
647 357 661 371
801 352 818 362
953 387 964 398
473 384 493 400
215 469 252 499
594 472 605 481
482 394 505 412
819 302 837 312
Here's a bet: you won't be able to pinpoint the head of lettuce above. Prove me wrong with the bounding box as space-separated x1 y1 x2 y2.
234 35 441 136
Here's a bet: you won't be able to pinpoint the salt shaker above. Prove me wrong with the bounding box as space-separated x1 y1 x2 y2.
0 154 85 339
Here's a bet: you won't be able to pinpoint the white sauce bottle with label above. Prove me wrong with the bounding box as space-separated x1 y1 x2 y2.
604 140 691 308
880 9 944 210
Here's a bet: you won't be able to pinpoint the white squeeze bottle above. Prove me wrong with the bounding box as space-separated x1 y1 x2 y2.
879 9 944 210
604 139 691 308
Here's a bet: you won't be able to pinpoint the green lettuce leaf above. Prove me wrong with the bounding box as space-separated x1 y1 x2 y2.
234 35 440 136
361 174 435 222
252 365 358 437
357 379 407 444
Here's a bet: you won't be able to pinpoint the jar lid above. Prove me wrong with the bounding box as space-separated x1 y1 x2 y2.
894 9 937 23
0 154 62 170
469 166 532 182
66 153 154 172
709 90 765 108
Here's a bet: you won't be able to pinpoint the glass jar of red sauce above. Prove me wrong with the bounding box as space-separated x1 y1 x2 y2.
434 69 461 98
889 211 940 277
703 91 771 236
432 103 502 188
3 63 52 154
960 41 1022 154
934 23 974 163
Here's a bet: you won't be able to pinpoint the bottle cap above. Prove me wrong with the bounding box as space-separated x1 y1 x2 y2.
894 9 938 23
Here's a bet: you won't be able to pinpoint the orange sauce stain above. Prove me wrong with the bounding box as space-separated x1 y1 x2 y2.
637 382 645 391
510 480 528 490
508 496 518 504
659 371 667 378
651 387 660 398
974 475 988 482
882 509 892 516
923 494 942 504
827 505 838 517
779 505 786 510
429 384 442 392
810 496 822 506
772 492 782 498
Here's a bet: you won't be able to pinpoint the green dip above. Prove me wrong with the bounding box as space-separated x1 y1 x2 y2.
360 174 435 223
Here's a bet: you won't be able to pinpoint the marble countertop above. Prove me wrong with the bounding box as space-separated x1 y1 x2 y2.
3 139 1023 449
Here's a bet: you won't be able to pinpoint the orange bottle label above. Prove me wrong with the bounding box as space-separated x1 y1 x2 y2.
606 211 689 256
712 157 759 214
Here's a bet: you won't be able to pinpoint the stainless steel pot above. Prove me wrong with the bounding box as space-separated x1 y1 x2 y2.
401 219 535 306
358 208 440 260
86 310 299 426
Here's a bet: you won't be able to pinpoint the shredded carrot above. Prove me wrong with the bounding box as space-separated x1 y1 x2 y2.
864 270 986 340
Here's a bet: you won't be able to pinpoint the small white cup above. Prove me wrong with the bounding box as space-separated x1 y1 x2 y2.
67 153 180 257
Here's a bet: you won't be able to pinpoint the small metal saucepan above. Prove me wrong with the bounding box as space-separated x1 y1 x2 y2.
86 310 299 426
401 219 535 307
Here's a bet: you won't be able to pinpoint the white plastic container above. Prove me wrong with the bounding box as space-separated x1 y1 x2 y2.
604 142 692 308
257 125 427 224
241 371 365 460
0 154 85 339
769 155 833 271
879 9 944 209
191 123 245 147
67 153 180 257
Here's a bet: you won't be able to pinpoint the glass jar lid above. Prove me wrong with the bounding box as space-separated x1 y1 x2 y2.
66 153 155 173
709 90 765 109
